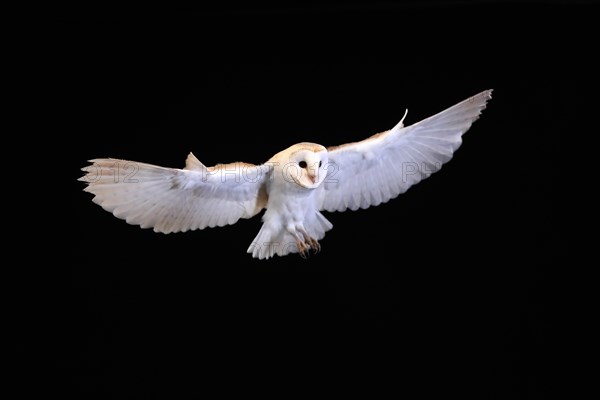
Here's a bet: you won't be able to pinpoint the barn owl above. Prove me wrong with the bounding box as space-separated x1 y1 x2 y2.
80 89 492 259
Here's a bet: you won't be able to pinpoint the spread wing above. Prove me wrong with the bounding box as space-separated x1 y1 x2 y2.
80 153 272 233
320 89 492 212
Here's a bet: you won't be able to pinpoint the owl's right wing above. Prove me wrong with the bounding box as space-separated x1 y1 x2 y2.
80 153 272 233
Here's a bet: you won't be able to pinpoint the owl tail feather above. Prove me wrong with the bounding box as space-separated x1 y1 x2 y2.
247 227 299 260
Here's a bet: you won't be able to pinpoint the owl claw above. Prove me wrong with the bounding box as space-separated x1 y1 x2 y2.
306 237 321 254
295 237 309 258
296 234 321 258
312 241 321 254
295 232 320 258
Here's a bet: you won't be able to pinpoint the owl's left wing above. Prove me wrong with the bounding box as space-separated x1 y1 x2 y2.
319 89 492 212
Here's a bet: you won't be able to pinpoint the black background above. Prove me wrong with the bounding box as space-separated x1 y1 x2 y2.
28 1 586 398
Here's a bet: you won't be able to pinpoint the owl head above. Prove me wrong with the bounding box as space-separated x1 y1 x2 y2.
274 143 328 189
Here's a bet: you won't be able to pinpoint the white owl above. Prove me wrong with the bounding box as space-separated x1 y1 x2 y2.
80 90 492 259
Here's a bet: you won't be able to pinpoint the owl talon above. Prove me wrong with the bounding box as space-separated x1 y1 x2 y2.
295 234 320 258
299 249 310 259
306 237 321 253
295 237 309 258
312 241 321 254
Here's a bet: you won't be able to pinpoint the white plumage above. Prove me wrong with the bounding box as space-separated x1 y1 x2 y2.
80 89 493 259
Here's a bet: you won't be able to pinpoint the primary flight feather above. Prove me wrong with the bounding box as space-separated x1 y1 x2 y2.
80 89 493 259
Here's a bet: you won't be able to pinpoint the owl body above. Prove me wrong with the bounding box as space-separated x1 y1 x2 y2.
249 144 332 258
81 90 493 259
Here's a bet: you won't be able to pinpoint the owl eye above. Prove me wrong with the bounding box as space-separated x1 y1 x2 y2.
319 161 322 167
299 161 307 168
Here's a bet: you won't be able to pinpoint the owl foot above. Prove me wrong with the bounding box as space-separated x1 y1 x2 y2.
296 229 321 258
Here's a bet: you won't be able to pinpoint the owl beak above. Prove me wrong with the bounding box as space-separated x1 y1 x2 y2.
307 163 320 184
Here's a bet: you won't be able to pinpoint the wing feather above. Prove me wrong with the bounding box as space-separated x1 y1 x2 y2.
80 154 272 233
320 90 492 212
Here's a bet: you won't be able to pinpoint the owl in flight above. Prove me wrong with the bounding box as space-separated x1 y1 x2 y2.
81 90 492 259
